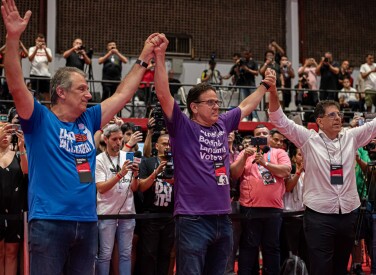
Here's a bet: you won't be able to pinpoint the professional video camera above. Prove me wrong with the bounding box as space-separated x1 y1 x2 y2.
151 101 166 143
158 149 174 179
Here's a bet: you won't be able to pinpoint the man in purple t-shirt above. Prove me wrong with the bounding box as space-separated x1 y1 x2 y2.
151 33 276 275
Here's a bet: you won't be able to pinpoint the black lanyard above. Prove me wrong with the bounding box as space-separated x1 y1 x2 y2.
320 134 343 165
105 151 120 173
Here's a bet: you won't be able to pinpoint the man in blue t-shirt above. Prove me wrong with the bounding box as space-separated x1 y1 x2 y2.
152 33 276 275
1 2 163 274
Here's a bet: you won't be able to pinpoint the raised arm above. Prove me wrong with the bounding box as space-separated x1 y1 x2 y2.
238 68 275 120
1 0 34 119
100 33 159 127
153 34 175 120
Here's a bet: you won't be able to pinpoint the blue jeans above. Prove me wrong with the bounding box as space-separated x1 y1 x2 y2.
29 219 98 275
175 215 233 275
96 219 135 275
238 207 282 275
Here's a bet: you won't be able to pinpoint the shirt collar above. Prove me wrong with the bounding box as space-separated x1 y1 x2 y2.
318 128 344 141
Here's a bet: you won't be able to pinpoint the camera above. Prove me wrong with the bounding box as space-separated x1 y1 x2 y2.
151 102 166 143
158 149 174 179
324 57 329 63
78 45 86 51
237 58 246 67
365 142 376 151
250 137 268 146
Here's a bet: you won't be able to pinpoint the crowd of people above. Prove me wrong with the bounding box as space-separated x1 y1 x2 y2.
2 1 376 275
1 15 375 123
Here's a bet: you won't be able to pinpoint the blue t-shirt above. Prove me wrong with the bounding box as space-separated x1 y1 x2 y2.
165 101 241 215
20 99 101 222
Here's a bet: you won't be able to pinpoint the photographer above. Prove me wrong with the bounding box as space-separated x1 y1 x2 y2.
28 33 52 102
63 38 91 70
99 40 129 101
295 72 317 110
230 124 291 275
315 52 340 101
138 134 175 275
201 59 222 85
280 55 295 110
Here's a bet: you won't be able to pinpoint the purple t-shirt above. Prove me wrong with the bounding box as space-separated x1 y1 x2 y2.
165 102 241 215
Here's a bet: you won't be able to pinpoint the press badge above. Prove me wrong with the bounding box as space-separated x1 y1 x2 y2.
214 161 229 186
259 165 276 185
75 157 93 183
330 164 343 185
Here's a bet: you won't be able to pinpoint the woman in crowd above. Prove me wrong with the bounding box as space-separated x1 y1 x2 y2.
0 110 28 275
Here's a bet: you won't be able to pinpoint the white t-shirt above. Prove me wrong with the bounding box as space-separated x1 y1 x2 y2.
360 63 376 91
338 87 358 102
28 46 52 77
96 151 135 215
283 172 305 212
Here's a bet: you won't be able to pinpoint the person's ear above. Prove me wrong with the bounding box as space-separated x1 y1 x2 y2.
56 87 65 99
190 102 198 115
316 117 323 129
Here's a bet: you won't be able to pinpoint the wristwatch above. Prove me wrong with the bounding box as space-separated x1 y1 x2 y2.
135 59 148 68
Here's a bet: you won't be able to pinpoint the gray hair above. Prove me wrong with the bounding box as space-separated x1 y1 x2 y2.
50 67 86 106
103 124 122 138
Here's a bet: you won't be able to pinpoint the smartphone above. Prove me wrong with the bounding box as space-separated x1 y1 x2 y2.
132 125 142 132
11 124 22 131
126 152 134 162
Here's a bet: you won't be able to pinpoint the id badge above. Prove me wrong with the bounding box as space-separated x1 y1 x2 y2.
214 161 229 186
330 164 343 185
75 158 93 183
259 166 276 185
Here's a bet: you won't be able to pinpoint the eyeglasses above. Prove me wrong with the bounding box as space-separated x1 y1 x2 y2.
321 112 344 120
194 100 222 107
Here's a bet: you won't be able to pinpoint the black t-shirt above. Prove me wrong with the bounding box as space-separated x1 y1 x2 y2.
139 156 174 213
102 54 122 80
66 51 85 71
319 61 339 90
237 59 258 86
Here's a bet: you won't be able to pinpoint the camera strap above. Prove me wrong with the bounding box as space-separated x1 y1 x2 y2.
106 151 120 173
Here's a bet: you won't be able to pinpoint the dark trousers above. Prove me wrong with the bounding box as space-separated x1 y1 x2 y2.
101 82 119 102
280 215 309 269
304 207 356 275
238 207 282 275
139 217 175 275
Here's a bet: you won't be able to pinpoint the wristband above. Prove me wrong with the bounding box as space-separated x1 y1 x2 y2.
19 151 27 156
296 171 301 176
116 173 123 180
133 174 139 179
260 81 270 90
125 143 133 149
265 162 269 167
136 59 148 68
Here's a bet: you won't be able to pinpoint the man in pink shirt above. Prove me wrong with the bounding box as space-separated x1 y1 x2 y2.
230 124 291 275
